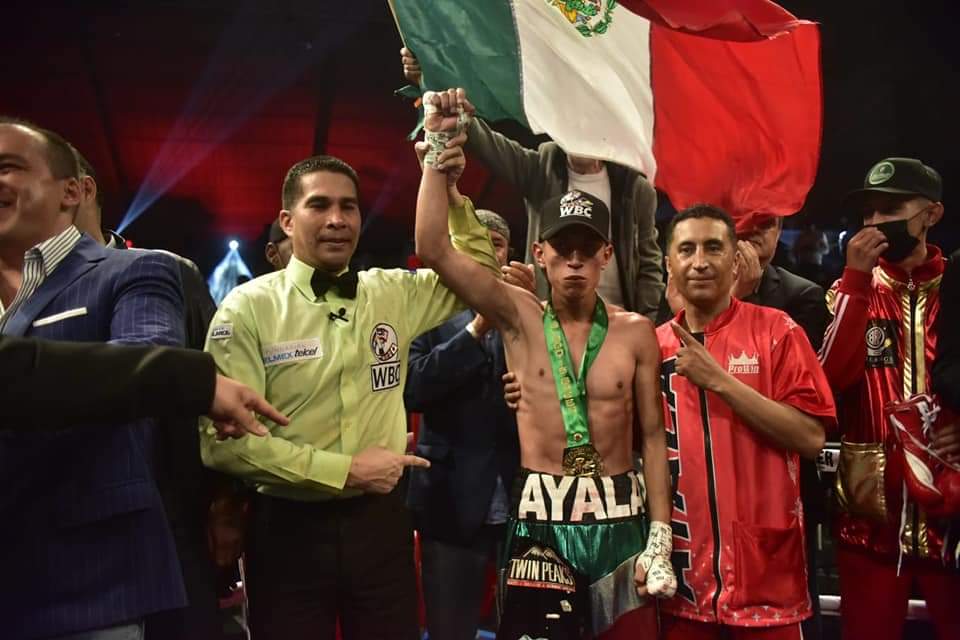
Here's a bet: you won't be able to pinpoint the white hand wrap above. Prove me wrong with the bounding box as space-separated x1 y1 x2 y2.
422 90 471 168
422 90 441 116
636 520 677 598
424 131 451 169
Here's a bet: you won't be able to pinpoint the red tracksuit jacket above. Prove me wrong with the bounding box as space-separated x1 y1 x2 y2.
658 299 836 626
819 246 949 560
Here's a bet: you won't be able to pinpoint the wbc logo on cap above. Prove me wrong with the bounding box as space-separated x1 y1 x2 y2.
559 190 593 219
868 161 895 185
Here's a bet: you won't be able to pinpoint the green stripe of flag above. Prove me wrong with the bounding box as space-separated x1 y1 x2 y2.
391 0 528 126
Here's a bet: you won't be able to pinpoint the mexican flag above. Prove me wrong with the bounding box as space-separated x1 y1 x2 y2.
390 0 822 219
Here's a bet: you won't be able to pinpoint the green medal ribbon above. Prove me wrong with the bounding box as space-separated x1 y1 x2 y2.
543 297 608 454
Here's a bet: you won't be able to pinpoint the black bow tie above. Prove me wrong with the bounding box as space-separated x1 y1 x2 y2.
311 269 358 299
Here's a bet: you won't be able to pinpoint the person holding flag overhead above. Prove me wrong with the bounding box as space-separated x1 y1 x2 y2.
402 45 664 320
391 0 822 222
415 87 676 639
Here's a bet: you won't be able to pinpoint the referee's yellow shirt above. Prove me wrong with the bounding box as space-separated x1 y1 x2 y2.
200 198 498 501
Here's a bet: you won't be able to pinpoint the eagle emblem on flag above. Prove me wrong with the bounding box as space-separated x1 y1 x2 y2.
546 0 616 37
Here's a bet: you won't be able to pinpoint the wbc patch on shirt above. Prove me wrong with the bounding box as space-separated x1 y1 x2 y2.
210 323 233 340
369 322 401 391
261 338 322 367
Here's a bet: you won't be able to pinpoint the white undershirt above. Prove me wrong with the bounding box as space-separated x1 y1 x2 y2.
566 166 623 307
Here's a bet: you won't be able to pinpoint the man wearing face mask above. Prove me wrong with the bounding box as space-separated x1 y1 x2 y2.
819 157 960 640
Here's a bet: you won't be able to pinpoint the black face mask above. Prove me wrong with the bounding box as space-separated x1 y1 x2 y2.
866 212 923 263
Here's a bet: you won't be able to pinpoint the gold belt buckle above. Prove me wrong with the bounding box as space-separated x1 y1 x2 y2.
562 444 604 477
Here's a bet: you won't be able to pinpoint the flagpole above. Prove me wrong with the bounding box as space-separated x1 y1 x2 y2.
386 0 407 45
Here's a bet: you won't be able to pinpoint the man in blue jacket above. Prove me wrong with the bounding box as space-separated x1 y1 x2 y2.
0 117 187 639
405 209 520 640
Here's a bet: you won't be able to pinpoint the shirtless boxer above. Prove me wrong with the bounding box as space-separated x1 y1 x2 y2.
414 88 675 639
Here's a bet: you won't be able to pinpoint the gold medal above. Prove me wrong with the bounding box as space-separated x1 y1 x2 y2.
562 444 604 477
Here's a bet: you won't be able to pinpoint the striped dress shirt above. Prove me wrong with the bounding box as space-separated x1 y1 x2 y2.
0 225 82 331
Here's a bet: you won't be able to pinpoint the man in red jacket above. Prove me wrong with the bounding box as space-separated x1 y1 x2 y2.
819 157 960 639
658 204 834 640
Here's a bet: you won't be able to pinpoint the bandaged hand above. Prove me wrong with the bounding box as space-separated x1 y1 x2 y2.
422 88 474 168
635 520 677 598
414 132 468 188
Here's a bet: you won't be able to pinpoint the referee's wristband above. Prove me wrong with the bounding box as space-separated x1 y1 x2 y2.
465 321 480 340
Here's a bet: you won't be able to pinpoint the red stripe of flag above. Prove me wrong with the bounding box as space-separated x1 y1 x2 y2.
621 0 822 219
619 0 806 41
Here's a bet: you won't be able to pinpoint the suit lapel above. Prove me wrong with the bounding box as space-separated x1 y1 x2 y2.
746 265 777 307
3 237 106 337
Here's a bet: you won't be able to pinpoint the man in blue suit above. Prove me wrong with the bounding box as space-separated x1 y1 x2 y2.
74 149 224 640
0 117 188 639
404 210 521 640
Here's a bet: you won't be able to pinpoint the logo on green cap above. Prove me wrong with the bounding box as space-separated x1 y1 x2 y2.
868 161 895 185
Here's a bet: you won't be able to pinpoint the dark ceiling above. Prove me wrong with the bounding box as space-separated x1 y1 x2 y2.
3 0 959 275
